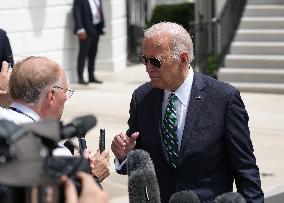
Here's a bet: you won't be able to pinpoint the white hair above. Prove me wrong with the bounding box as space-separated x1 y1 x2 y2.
144 22 194 63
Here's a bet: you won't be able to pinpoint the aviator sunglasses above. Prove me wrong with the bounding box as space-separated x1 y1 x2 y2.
139 55 162 68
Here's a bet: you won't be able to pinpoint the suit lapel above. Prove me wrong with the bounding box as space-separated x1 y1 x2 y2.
178 71 207 164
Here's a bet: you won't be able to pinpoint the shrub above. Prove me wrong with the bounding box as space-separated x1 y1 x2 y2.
148 2 195 31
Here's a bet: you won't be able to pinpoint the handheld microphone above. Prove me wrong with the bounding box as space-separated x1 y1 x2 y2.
169 190 201 203
61 115 97 139
127 149 156 176
99 129 105 153
61 115 96 155
215 192 246 203
78 137 87 155
127 149 160 203
128 169 161 203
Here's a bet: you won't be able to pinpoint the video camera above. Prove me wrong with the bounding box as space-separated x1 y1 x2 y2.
0 115 97 203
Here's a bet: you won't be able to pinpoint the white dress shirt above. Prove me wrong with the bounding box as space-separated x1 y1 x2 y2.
163 67 194 150
88 0 102 24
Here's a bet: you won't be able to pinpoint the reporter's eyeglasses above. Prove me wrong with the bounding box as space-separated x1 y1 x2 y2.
139 55 162 68
52 85 74 98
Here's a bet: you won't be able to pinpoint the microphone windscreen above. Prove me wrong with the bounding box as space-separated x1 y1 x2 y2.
61 115 97 139
169 190 200 203
128 169 161 203
215 192 246 203
127 149 155 176
72 115 97 134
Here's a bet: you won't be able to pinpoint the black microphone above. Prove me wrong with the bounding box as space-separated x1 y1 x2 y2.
127 149 160 203
215 192 246 203
169 190 200 203
127 149 156 176
128 169 161 203
61 115 97 139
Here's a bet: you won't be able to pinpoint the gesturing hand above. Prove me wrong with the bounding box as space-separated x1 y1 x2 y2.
111 132 139 161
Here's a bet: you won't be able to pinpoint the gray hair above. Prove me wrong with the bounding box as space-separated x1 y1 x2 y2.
144 22 194 63
9 56 61 104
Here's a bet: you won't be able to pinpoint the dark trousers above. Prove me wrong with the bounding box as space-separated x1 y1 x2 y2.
77 25 100 81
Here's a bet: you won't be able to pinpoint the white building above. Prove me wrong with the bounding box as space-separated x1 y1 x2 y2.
0 0 225 82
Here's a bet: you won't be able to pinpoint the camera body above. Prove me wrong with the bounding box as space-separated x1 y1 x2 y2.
0 116 96 203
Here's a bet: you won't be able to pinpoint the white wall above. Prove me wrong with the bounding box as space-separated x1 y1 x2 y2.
0 0 78 82
0 0 127 83
97 0 127 72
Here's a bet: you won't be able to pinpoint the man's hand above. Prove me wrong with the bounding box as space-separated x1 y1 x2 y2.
63 172 109 203
0 61 12 107
88 149 110 182
78 32 87 40
111 132 139 161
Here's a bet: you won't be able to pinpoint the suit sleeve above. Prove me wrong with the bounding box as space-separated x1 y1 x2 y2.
225 89 264 203
1 31 13 67
126 90 139 140
73 0 84 32
116 90 139 175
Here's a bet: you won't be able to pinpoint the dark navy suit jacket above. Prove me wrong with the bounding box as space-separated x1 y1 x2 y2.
0 29 13 68
73 0 105 35
122 71 264 203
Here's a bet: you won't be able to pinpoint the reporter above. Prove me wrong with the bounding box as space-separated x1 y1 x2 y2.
63 172 109 203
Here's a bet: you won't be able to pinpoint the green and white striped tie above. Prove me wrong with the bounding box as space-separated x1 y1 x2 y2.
162 93 178 168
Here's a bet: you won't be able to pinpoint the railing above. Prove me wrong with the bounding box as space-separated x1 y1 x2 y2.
190 0 247 78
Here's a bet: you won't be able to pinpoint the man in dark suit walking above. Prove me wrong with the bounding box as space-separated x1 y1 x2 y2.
73 0 105 84
111 22 264 203
0 28 14 69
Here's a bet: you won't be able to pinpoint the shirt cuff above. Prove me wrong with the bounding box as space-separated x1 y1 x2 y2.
114 158 127 171
76 28 85 34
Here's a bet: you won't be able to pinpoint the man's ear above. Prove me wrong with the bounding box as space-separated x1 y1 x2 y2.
47 89 55 105
180 52 189 65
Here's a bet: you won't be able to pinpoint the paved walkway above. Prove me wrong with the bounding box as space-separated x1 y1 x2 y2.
63 64 284 202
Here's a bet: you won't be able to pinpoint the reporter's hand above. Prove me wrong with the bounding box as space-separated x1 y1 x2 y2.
0 61 12 107
64 172 109 203
111 132 139 161
89 149 110 182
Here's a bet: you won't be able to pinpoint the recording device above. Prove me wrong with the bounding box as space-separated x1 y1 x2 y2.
78 136 87 155
215 192 246 203
169 190 201 203
99 129 105 153
0 115 97 202
61 115 96 155
127 149 161 203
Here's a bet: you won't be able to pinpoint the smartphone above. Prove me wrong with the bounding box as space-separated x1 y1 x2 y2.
99 129 105 153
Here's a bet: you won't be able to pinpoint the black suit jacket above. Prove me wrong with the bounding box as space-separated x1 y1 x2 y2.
0 29 13 68
122 71 264 203
73 0 105 35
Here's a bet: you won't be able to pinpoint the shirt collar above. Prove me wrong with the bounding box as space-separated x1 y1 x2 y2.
10 102 41 121
164 67 194 105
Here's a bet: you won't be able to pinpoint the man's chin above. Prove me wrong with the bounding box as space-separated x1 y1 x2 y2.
150 81 162 89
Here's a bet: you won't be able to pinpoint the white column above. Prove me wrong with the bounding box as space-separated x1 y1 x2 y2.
96 0 127 72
